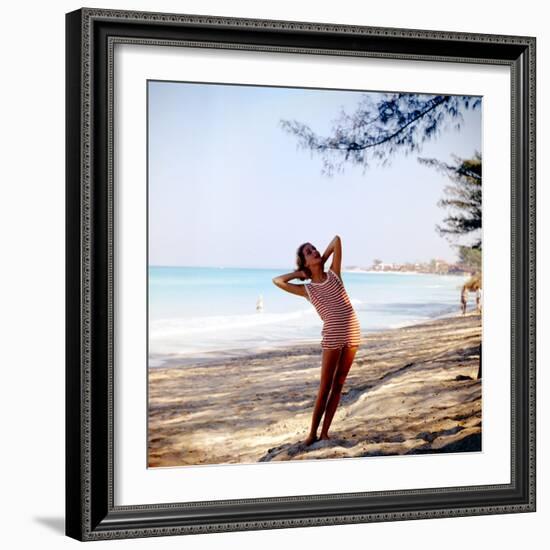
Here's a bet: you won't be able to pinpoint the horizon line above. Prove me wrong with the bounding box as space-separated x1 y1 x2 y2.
148 259 461 270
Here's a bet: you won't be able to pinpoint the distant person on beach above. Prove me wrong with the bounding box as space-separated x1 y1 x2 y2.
272 235 361 446
476 288 482 313
461 273 482 315
256 294 264 312
461 286 468 315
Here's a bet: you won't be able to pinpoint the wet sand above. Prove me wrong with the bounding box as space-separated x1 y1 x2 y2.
148 311 481 467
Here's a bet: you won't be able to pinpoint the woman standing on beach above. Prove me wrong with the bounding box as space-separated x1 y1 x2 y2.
272 235 361 446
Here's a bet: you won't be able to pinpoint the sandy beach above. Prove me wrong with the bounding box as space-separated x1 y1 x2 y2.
148 311 481 468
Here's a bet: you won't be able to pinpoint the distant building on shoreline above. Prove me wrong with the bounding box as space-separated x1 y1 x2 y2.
344 258 472 276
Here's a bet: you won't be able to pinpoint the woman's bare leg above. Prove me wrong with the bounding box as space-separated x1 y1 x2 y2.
304 348 342 445
320 346 358 440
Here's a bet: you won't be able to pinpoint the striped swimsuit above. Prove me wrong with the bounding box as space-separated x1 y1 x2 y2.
304 269 362 350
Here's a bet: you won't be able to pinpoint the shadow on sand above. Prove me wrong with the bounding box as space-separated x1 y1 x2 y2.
259 437 362 461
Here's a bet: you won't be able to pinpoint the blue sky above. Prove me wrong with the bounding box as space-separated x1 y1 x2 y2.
148 80 481 269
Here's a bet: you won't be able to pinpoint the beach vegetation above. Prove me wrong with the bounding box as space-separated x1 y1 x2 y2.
458 246 482 271
417 151 482 250
418 152 482 282
279 93 481 176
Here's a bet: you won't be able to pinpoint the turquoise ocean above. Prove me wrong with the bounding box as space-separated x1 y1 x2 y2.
148 266 470 367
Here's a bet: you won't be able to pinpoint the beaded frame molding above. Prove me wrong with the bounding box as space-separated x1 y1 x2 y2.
66 7 536 541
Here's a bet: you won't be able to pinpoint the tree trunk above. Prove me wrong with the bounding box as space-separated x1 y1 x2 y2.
477 343 482 379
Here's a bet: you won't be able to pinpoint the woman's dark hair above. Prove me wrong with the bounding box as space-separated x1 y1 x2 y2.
296 243 312 281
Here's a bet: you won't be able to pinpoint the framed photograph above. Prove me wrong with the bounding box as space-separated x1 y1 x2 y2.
65 7 536 541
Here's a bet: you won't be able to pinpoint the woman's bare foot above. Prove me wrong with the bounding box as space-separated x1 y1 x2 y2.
304 433 318 446
319 432 331 441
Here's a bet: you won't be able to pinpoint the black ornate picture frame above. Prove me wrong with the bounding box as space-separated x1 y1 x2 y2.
65 7 536 541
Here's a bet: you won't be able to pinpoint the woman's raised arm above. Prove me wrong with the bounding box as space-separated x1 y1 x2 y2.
321 235 342 279
272 270 308 299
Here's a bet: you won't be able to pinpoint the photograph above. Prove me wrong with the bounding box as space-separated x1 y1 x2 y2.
64 6 536 541
146 81 483 468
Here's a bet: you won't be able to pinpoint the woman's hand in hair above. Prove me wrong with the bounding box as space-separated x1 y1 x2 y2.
272 270 309 299
273 270 305 284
